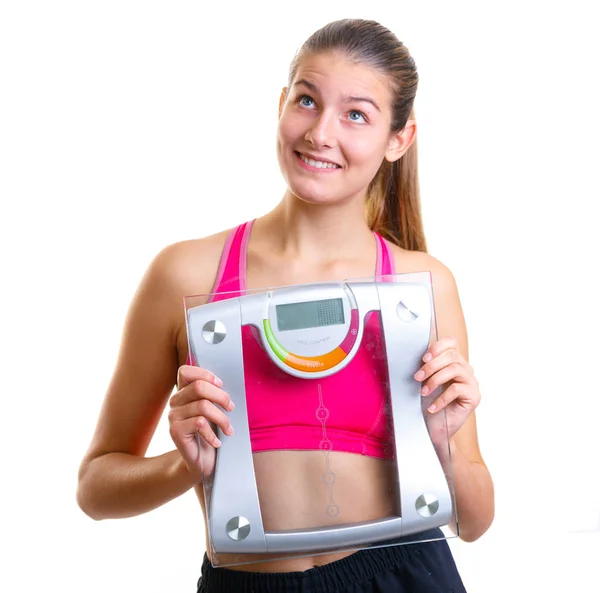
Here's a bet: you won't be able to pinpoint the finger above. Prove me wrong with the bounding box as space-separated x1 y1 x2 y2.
419 362 469 397
422 337 460 363
169 399 234 438
170 379 234 412
426 382 476 414
414 347 463 383
177 365 223 390
170 415 222 448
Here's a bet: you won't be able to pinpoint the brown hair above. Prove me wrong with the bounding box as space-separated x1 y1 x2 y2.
288 19 427 252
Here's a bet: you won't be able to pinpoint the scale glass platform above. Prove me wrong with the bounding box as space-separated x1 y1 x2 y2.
184 273 458 567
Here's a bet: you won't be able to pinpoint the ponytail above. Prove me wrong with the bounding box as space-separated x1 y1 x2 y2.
366 109 427 253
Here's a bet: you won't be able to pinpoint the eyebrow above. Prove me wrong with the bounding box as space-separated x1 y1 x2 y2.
294 79 381 112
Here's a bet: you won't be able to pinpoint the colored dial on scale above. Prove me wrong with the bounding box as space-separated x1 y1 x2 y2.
263 308 360 373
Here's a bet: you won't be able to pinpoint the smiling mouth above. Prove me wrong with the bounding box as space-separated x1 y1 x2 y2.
295 152 341 170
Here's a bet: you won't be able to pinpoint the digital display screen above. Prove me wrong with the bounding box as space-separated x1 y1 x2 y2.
276 298 345 332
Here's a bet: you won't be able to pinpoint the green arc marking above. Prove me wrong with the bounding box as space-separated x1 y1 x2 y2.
263 319 289 362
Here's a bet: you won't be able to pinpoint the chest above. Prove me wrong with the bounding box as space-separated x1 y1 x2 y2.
245 255 382 294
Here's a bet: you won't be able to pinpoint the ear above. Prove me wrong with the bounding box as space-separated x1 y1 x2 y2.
278 87 288 119
385 119 417 163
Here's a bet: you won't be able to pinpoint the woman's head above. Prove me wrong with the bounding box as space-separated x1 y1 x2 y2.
277 19 426 252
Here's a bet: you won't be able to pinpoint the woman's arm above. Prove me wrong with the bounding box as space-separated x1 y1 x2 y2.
426 258 495 542
77 451 197 520
76 239 221 520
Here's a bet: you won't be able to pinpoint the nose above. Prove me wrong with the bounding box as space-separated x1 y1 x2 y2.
305 111 337 149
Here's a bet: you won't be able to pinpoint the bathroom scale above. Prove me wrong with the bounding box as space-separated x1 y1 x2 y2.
185 274 455 564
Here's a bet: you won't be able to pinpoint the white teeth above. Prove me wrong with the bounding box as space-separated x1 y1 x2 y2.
299 154 339 169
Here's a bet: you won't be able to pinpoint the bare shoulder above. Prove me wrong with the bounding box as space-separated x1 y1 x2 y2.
388 243 467 352
146 227 232 299
125 226 234 367
388 244 459 298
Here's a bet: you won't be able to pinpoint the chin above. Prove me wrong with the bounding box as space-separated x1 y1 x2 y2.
288 185 344 206
284 172 346 205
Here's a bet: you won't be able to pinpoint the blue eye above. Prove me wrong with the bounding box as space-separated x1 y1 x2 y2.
299 95 315 108
349 110 366 123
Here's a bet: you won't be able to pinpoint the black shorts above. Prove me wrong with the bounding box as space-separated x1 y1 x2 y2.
196 530 466 592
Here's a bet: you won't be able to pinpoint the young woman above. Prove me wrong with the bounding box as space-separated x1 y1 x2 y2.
77 18 494 592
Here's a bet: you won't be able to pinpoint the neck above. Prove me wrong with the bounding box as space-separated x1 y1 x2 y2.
259 190 375 262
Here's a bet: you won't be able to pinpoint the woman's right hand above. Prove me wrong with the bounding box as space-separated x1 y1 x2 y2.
168 365 235 479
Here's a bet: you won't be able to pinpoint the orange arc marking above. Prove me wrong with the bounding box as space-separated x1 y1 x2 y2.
285 347 347 372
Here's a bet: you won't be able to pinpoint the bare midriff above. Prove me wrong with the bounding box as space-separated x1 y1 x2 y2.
195 450 398 572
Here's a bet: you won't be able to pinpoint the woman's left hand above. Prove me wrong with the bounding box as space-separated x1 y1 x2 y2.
414 336 481 445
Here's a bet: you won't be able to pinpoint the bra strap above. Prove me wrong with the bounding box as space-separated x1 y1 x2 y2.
374 232 396 276
208 219 255 303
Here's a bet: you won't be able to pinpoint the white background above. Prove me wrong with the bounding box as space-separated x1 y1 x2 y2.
1 1 599 591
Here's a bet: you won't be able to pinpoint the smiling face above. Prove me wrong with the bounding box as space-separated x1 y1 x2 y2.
276 51 406 207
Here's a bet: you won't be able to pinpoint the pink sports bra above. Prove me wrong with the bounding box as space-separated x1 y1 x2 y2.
189 220 396 460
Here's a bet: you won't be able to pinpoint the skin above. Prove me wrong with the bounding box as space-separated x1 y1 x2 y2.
77 50 494 574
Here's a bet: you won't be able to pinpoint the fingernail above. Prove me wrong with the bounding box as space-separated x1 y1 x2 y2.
226 426 235 436
423 352 432 363
421 385 430 396
228 401 235 412
428 404 436 413
214 376 223 387
414 370 425 381
214 438 222 447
